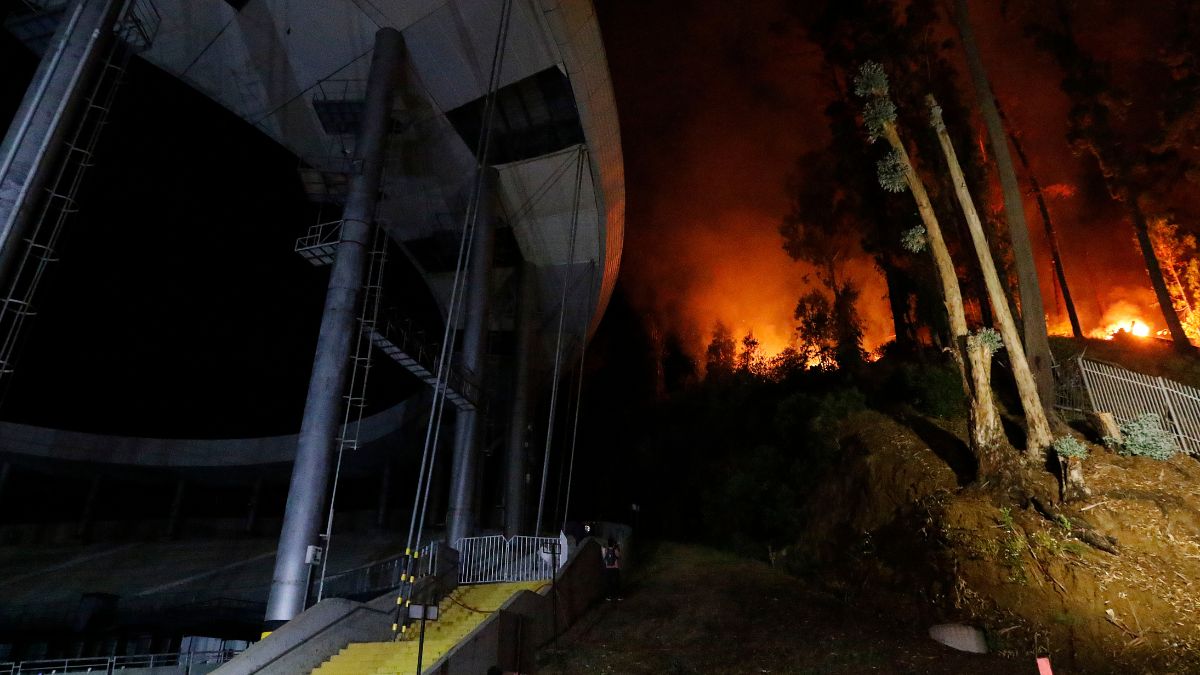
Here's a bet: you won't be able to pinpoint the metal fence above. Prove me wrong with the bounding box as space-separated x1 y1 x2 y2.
455 535 560 585
1072 357 1200 455
319 540 441 600
0 649 240 675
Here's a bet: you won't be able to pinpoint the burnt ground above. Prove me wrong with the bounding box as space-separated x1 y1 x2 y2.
536 542 1016 674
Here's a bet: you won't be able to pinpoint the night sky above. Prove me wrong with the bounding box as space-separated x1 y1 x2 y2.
0 30 428 438
1 0 1196 436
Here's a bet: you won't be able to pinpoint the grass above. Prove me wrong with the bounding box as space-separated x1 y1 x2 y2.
538 541 1013 674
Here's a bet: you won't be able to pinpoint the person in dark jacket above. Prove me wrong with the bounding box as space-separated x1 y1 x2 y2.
601 537 621 600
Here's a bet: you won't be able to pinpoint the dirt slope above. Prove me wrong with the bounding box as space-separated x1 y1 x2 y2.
788 410 1200 674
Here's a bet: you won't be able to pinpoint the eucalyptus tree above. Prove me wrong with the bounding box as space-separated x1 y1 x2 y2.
953 0 1057 405
854 63 1006 466
928 96 1055 458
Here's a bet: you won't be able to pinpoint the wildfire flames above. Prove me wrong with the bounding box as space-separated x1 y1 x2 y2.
1086 300 1156 341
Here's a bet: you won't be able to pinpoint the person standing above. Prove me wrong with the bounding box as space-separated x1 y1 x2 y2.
601 537 621 601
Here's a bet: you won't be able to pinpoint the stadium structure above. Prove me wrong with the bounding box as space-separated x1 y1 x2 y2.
0 0 623 671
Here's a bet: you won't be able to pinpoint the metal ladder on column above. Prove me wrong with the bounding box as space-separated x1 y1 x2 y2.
0 0 159 384
314 217 390 601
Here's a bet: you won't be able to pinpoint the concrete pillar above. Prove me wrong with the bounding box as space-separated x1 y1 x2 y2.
165 478 185 539
504 264 536 536
0 0 122 290
76 474 100 538
445 168 498 545
264 27 403 628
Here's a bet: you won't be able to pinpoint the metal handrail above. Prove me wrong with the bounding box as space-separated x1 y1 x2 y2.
0 649 242 675
319 540 442 599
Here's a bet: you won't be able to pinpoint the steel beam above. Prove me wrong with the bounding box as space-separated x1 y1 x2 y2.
264 27 403 627
504 263 535 536
445 168 498 544
0 0 122 291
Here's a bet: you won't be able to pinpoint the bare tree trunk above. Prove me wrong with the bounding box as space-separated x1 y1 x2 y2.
1062 457 1090 501
881 121 1005 469
963 334 1006 477
881 123 970 347
954 0 1057 408
1130 196 1194 352
999 108 1084 339
881 259 918 354
929 98 1055 458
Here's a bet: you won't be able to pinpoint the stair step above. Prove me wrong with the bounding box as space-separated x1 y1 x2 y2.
310 582 543 674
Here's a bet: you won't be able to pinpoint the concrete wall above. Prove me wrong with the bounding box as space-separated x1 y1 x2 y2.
211 594 393 675
213 568 451 675
429 537 608 674
213 535 620 674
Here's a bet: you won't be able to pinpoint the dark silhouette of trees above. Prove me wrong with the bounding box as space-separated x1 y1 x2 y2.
705 321 736 380
1025 0 1197 352
954 0 1058 405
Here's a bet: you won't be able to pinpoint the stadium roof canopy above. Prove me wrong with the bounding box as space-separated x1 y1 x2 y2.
141 0 623 338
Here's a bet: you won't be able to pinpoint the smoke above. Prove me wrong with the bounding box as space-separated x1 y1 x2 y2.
602 0 895 361
599 0 1192 362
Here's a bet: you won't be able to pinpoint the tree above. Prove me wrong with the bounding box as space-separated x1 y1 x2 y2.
954 0 1057 406
738 332 764 375
1149 218 1200 340
792 0 995 356
928 96 1055 457
794 290 837 369
1026 0 1194 352
998 104 1084 339
780 147 869 370
705 322 736 380
854 62 1006 465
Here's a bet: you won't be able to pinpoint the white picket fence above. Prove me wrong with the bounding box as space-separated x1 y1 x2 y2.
455 535 563 585
1074 357 1200 455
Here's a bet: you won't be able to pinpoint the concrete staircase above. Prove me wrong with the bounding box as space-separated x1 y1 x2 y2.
309 581 545 674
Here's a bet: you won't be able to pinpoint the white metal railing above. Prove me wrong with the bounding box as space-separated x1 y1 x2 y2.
1075 357 1200 455
294 219 343 265
455 535 561 585
0 649 241 674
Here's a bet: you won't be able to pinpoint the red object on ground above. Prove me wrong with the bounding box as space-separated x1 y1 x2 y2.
1037 656 1054 674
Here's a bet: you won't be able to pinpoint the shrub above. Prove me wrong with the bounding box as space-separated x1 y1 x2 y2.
1106 413 1179 460
1052 435 1089 460
891 361 966 418
774 387 866 459
975 327 1003 354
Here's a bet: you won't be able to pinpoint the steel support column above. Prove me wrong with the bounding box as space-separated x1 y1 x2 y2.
445 168 498 544
264 27 403 627
504 263 536 536
0 0 122 288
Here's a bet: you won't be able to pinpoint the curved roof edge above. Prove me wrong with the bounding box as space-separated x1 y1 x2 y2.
538 0 625 336
0 400 416 468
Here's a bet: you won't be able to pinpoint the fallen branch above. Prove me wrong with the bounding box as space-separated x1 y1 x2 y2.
1031 497 1119 554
